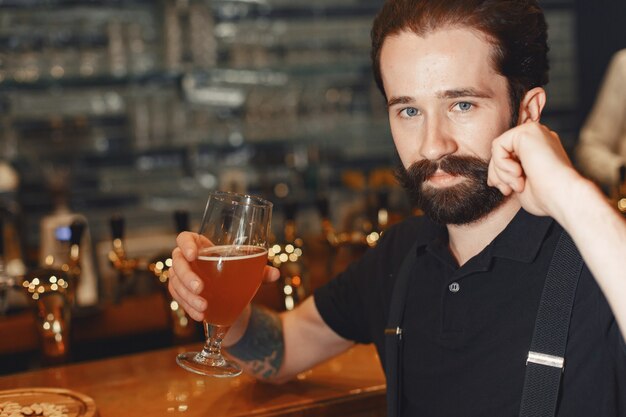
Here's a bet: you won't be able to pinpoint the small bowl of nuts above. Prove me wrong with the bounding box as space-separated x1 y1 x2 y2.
0 388 97 417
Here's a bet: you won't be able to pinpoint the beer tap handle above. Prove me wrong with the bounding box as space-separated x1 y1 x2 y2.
377 189 389 209
174 210 189 233
316 196 330 221
376 189 390 230
110 215 125 241
108 215 137 302
109 214 128 264
67 220 85 281
282 201 298 243
284 201 297 222
0 214 4 259
0 215 9 315
70 220 85 247
315 195 339 246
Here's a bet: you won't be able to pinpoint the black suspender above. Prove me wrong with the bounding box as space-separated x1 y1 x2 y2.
519 231 583 417
384 231 583 417
384 241 418 417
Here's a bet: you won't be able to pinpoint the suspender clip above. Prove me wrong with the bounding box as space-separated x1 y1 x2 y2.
384 326 403 339
526 351 565 371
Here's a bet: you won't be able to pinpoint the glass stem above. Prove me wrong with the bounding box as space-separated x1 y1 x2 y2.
202 322 229 358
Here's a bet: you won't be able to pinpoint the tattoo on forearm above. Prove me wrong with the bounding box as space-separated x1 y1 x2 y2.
226 304 284 379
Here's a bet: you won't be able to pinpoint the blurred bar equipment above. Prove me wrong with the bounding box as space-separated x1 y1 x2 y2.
39 165 98 307
147 210 197 342
21 266 72 363
0 219 18 316
65 220 86 305
268 202 307 311
107 215 141 302
20 221 86 364
0 162 26 315
106 210 197 340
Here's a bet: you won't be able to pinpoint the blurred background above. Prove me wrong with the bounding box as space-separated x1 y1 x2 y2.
0 0 624 374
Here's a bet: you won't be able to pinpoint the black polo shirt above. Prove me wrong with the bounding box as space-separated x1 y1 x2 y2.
314 209 626 416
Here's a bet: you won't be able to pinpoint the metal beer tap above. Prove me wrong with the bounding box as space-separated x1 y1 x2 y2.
108 215 140 301
20 222 87 364
0 218 17 315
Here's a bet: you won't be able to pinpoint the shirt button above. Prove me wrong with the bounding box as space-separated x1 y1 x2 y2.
449 282 460 293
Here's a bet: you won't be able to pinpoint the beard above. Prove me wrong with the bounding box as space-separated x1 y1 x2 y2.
395 155 506 225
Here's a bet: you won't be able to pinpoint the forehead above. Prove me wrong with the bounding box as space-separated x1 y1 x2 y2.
380 28 507 97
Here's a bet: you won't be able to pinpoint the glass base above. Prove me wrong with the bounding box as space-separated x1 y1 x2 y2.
176 351 242 377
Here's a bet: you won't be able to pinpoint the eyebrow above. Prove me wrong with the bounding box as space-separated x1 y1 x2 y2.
436 88 492 99
386 88 493 108
387 96 414 108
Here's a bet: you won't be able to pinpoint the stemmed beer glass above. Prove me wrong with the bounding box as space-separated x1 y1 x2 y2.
176 191 272 377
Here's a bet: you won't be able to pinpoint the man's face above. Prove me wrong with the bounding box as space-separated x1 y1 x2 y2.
380 28 514 225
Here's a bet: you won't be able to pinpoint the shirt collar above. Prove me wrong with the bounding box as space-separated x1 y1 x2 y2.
489 209 554 263
416 208 554 267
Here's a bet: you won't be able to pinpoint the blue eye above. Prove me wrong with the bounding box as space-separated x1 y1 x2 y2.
457 102 473 112
401 107 419 117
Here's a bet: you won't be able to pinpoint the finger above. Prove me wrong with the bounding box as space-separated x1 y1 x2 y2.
171 247 203 295
488 158 517 196
492 127 516 152
169 280 205 322
263 265 281 283
176 231 198 261
487 171 513 196
494 155 523 177
491 162 525 194
493 159 526 193
509 176 526 193
168 265 207 316
496 181 514 196
176 232 211 261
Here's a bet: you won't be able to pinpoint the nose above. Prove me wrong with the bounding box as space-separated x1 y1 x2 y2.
418 116 458 161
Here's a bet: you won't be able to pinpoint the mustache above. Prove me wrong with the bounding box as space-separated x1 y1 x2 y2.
394 154 505 225
402 155 490 183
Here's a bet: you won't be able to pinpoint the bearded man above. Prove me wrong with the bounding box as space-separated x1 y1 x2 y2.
169 1 626 416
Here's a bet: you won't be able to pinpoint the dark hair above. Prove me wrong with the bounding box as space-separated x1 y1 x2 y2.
371 0 549 122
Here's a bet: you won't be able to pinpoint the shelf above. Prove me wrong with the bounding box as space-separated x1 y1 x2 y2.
0 60 376 93
0 0 154 9
0 71 182 91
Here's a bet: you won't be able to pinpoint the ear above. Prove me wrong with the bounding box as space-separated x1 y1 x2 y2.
517 87 546 124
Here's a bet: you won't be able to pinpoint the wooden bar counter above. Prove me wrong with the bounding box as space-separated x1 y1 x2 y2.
0 343 386 417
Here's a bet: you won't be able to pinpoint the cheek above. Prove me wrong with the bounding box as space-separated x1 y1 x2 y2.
456 115 510 159
389 123 419 167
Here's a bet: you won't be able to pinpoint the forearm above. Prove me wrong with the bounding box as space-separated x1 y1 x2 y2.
552 177 626 338
224 304 286 382
223 297 355 384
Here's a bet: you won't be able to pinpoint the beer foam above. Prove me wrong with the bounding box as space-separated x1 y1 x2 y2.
198 245 268 261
